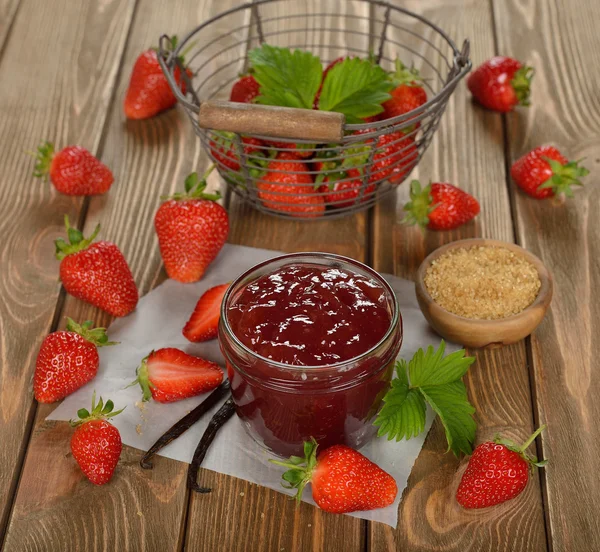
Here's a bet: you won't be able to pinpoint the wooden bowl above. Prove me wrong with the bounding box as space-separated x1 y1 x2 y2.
415 238 553 348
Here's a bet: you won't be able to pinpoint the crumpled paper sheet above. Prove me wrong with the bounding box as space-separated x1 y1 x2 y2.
48 243 457 528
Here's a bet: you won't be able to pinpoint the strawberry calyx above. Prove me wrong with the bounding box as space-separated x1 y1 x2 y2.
130 354 154 402
65 318 119 347
269 437 319 505
494 425 548 471
511 65 534 106
161 168 222 201
55 215 101 260
538 157 589 197
69 391 125 427
389 59 422 88
31 140 55 180
401 180 438 228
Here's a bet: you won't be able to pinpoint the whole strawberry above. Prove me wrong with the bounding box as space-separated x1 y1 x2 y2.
133 348 223 402
34 319 117 403
32 141 113 196
154 170 229 283
457 426 547 509
70 393 124 485
318 168 376 209
382 60 427 121
56 216 138 317
511 145 589 199
124 37 191 119
468 56 534 112
402 180 480 231
257 152 325 218
270 438 397 513
230 75 260 103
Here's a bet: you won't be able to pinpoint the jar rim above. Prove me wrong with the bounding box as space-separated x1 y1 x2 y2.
220 252 401 372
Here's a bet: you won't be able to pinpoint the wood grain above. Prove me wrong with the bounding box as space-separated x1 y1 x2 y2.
369 0 547 550
493 0 600 550
0 0 136 541
0 0 20 53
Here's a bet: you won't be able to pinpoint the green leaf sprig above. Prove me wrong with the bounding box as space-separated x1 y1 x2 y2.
374 341 477 456
248 44 323 110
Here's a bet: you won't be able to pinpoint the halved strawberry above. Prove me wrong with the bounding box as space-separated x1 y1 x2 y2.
133 348 223 403
183 283 229 342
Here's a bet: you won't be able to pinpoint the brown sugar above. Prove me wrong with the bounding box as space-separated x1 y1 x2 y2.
424 245 541 320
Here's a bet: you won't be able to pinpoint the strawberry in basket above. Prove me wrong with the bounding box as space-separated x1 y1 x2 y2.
155 170 229 282
209 131 265 172
124 37 192 119
229 74 260 103
382 60 427 125
256 152 325 218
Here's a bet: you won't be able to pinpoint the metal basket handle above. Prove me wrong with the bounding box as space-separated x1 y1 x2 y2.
157 34 345 143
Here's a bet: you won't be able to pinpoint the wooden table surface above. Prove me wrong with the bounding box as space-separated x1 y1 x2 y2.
1 0 599 550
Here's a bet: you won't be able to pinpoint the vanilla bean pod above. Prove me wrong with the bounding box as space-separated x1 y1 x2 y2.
140 380 231 469
187 396 235 493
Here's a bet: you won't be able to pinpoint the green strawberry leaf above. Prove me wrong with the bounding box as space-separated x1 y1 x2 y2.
249 44 322 110
318 57 393 123
374 341 477 456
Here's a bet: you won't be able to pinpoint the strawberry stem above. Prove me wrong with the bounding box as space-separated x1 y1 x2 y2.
55 215 101 260
131 355 153 402
65 318 119 347
31 140 55 180
69 391 125 427
518 424 546 452
161 168 222 202
401 180 435 229
269 438 319 505
389 59 422 87
538 157 589 198
511 65 534 106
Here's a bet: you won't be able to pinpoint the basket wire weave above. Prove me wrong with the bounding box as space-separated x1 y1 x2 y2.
159 0 471 220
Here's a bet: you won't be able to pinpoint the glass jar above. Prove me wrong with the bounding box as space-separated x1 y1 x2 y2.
219 252 403 458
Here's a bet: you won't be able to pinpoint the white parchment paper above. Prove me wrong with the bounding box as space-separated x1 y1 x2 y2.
48 243 457 528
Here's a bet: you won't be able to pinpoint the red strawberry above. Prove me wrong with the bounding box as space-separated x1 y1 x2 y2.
457 426 547 509
34 319 117 403
403 180 480 231
124 38 192 119
209 132 265 172
511 145 589 199
319 168 376 208
155 170 229 283
468 56 534 112
257 152 325 218
70 394 124 485
133 347 223 402
349 131 418 184
264 141 315 159
183 283 229 342
270 438 397 513
32 141 113 196
382 60 427 122
56 216 138 317
230 75 260 103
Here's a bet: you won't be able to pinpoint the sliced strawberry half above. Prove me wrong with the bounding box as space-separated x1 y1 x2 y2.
183 283 229 342
133 348 223 403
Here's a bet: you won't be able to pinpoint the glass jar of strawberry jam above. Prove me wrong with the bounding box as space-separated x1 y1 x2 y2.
219 253 402 457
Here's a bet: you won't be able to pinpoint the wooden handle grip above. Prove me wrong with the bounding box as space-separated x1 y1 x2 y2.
198 100 345 142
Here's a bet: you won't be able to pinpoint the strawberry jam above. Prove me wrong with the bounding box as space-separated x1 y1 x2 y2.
220 253 402 457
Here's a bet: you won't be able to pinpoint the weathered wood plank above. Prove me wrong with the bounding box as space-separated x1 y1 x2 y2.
2 0 231 550
0 0 20 53
493 1 600 550
184 2 370 550
0 0 136 541
369 0 547 550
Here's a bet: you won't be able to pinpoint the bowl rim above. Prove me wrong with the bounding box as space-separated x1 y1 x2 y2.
415 238 553 327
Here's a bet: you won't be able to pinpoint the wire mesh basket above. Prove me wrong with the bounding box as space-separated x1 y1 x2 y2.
158 0 471 220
